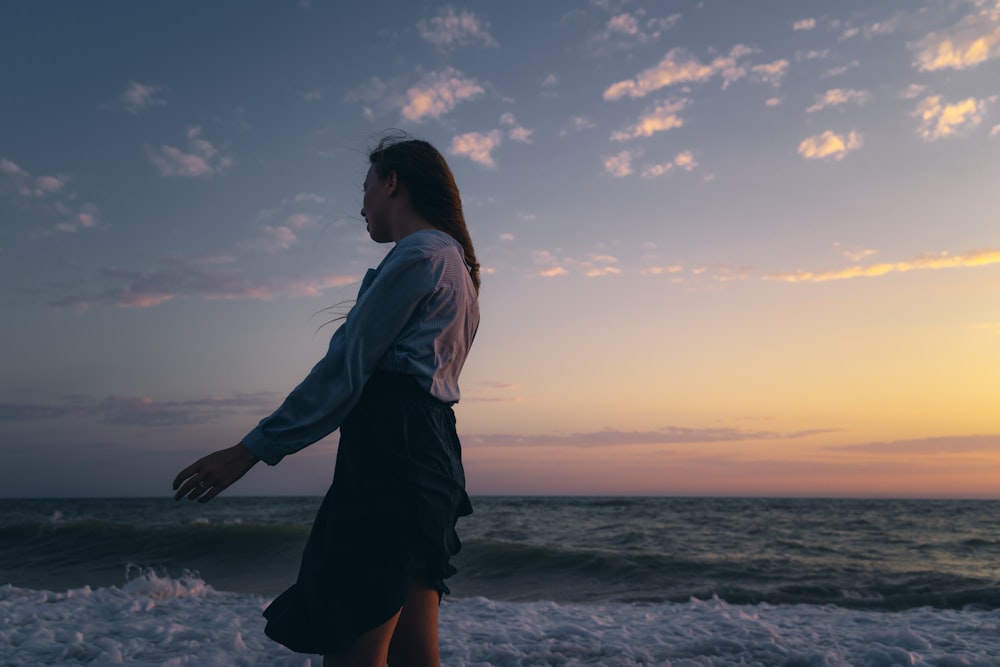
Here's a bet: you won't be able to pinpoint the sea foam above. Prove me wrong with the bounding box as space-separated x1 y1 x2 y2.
2 573 998 666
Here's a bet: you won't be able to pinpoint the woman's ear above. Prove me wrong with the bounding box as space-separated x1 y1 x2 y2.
386 170 399 197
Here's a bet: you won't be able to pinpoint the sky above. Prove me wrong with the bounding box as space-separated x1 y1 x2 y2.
2 0 999 499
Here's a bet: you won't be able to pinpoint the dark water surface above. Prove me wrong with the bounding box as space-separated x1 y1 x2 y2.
2 496 998 610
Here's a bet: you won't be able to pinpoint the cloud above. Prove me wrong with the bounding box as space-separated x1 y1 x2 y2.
750 59 789 86
765 97 782 107
417 7 497 50
822 61 859 78
145 126 234 177
561 115 596 135
51 261 360 310
797 49 830 61
581 254 620 278
603 45 759 100
913 95 987 140
641 264 683 276
913 1 1000 71
1 158 100 231
611 98 687 140
0 393 278 427
603 150 634 177
764 247 1000 283
825 434 1000 455
806 88 870 112
400 68 485 122
449 129 502 167
465 425 834 448
993 123 1000 136
641 163 672 177
598 10 680 44
250 225 299 252
797 130 863 160
833 243 878 262
902 84 927 100
641 150 697 178
54 204 99 233
793 18 817 31
532 250 570 277
499 112 533 143
119 81 167 113
0 158 66 198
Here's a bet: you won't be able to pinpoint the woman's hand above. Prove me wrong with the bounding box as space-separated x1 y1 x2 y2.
173 443 260 502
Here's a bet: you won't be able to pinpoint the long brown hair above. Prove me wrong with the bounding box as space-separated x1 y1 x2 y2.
369 134 481 294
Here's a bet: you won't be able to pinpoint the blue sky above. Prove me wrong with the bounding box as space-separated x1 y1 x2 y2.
2 0 999 498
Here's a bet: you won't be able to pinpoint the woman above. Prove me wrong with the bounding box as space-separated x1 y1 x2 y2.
173 135 480 666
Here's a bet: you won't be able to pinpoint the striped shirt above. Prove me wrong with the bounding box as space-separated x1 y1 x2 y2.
242 229 479 465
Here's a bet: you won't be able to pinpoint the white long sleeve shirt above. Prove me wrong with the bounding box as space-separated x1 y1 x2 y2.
241 229 479 465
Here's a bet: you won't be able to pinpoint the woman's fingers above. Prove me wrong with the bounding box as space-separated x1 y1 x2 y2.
172 444 258 502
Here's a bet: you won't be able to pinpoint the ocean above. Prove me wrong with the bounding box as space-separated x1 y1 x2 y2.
2 496 999 666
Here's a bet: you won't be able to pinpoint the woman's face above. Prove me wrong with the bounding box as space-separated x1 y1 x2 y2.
360 166 392 243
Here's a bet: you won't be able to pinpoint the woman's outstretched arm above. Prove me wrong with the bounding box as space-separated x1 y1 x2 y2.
173 442 260 502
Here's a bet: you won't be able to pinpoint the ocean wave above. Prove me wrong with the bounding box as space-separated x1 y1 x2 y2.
453 537 1000 610
3 575 1000 667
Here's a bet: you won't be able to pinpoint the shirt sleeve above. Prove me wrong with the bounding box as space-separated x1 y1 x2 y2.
240 243 436 465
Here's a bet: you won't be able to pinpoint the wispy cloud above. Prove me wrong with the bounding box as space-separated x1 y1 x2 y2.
913 95 988 140
581 253 621 278
0 393 277 427
598 9 680 44
603 45 763 100
797 130 863 160
1 158 66 198
826 434 1000 455
561 115 596 135
611 98 687 140
834 242 878 262
641 264 684 277
450 129 502 167
1 158 99 232
641 150 697 178
417 7 497 50
400 67 485 122
764 248 1000 283
806 88 869 112
839 27 860 41
913 1 1000 71
247 214 322 253
603 150 634 177
465 425 834 448
119 81 167 113
145 126 234 178
750 59 789 87
822 61 859 78
793 18 817 31
532 250 569 277
499 112 533 143
52 261 359 310
54 204 99 233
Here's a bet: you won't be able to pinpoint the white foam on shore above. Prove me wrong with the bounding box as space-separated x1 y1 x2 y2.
2 573 998 666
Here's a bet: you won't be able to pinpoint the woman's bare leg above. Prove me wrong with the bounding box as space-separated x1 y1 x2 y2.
323 609 402 667
387 580 441 667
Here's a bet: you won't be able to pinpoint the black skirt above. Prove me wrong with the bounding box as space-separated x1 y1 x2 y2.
262 371 473 655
